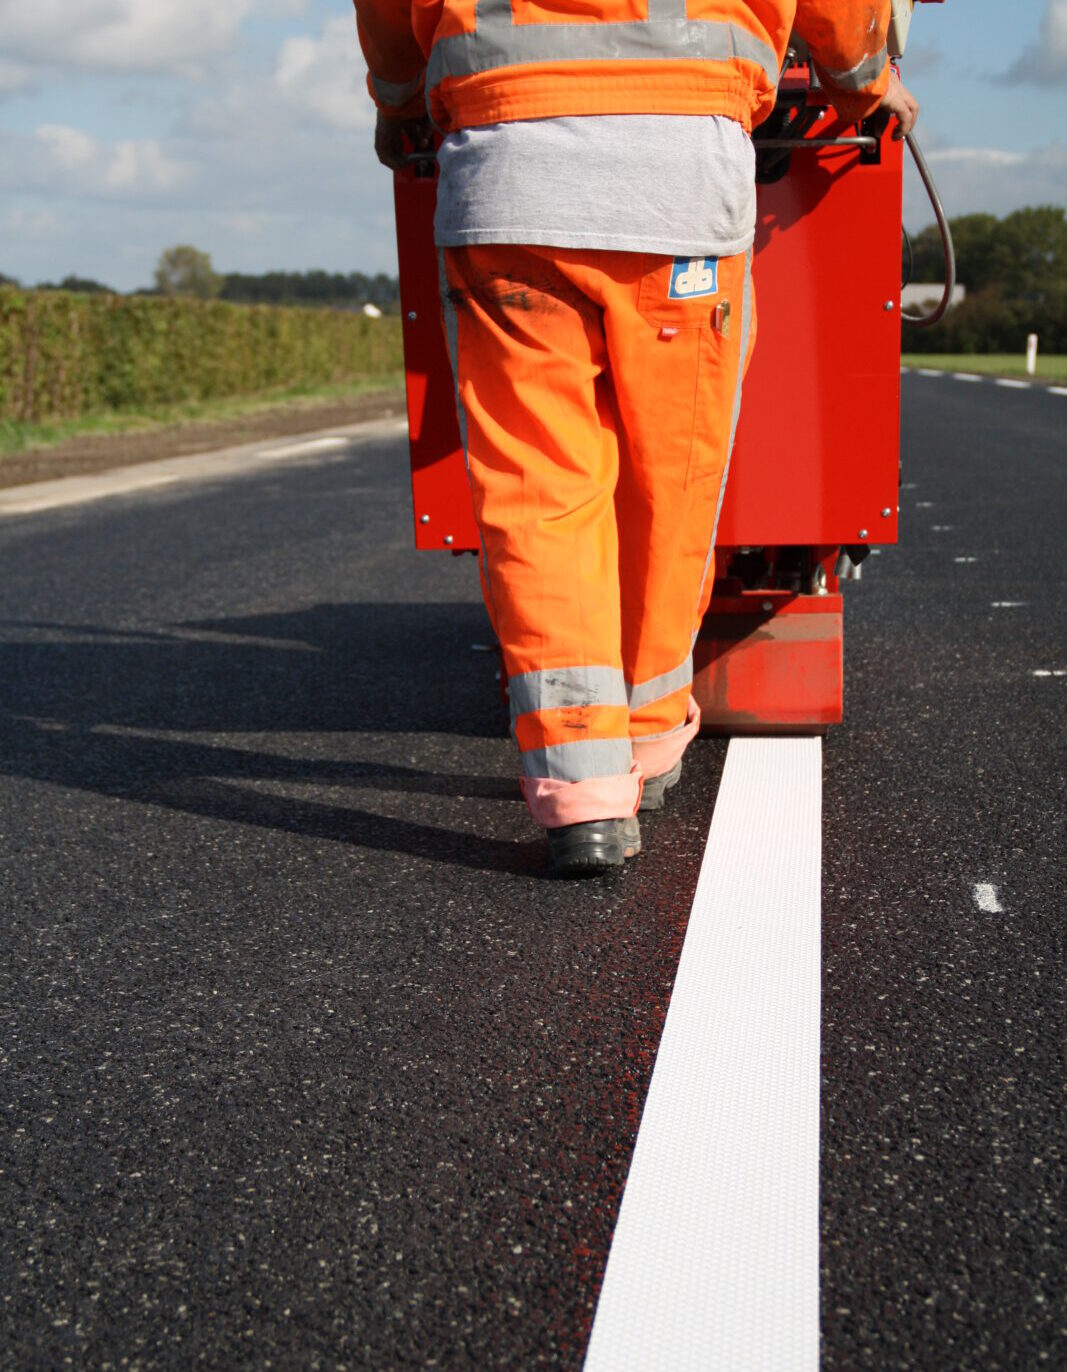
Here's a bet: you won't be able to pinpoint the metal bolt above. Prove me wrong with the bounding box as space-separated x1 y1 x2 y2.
858 528 868 539
444 535 454 545
761 600 773 612
881 507 892 518
407 310 417 321
419 514 430 524
883 301 895 312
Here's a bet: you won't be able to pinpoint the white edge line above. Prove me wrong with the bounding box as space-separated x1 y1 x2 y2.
1049 386 1067 397
257 435 350 459
0 474 179 516
0 414 408 519
995 378 1031 390
952 373 982 383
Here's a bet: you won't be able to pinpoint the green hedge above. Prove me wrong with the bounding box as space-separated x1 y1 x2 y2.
0 286 404 423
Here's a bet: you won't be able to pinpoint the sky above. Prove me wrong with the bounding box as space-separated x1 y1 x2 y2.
0 0 1064 291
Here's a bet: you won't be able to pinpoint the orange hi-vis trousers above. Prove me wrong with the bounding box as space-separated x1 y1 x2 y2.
440 244 755 829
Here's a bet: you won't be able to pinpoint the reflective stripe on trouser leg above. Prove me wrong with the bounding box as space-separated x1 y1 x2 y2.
438 250 501 637
439 246 641 827
604 249 753 777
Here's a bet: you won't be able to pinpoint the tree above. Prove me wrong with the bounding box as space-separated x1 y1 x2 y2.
904 205 1067 353
37 275 112 294
154 245 222 299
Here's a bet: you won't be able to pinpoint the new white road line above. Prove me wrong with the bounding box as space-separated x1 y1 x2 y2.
953 373 982 383
585 738 822 1372
1050 386 1067 397
974 884 1004 915
995 378 1031 390
917 368 944 378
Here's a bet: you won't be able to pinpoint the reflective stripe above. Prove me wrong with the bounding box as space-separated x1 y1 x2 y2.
438 251 500 627
693 246 753 647
627 655 694 712
521 738 633 782
509 665 628 722
631 717 689 744
370 73 423 107
428 14 779 92
820 45 888 92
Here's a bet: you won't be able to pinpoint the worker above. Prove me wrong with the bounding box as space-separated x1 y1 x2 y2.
352 0 919 876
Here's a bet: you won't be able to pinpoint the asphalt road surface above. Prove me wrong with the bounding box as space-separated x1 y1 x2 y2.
1 376 1063 1369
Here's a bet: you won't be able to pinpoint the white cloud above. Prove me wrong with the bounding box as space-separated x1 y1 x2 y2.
905 142 1067 229
0 0 253 76
105 139 190 192
1001 0 1067 86
3 207 60 239
36 124 98 171
275 14 375 131
0 57 35 97
18 124 193 197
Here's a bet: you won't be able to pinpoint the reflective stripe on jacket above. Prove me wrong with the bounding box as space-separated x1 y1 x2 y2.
354 0 891 133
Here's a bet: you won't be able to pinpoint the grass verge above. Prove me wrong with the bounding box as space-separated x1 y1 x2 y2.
901 354 1067 384
0 373 406 458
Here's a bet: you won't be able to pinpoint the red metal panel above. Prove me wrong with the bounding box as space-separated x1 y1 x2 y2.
719 119 902 546
394 172 478 552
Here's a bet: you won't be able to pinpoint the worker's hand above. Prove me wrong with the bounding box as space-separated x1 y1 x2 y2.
878 68 919 140
374 110 434 169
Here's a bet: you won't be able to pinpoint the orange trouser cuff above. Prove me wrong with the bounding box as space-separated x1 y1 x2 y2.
522 765 644 829
631 697 702 779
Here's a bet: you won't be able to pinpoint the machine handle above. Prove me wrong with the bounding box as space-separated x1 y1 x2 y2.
901 130 957 328
755 136 877 150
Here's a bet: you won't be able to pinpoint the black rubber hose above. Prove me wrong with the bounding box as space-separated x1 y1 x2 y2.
902 131 957 328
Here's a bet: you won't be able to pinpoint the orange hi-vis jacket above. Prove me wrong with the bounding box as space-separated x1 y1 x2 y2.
354 0 894 135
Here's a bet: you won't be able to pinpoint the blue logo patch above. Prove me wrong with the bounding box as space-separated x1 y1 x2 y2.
668 257 719 300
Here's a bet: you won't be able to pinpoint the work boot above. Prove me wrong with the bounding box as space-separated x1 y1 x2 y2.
546 816 641 877
639 760 682 812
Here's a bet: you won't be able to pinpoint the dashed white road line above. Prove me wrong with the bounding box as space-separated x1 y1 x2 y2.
991 602 1028 609
1033 669 1067 678
904 367 1067 393
955 556 979 564
585 738 821 1372
974 884 1004 914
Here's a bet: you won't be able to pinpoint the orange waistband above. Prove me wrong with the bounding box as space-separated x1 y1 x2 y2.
429 59 771 134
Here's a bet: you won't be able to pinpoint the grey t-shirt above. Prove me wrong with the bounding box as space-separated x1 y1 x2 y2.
434 113 756 258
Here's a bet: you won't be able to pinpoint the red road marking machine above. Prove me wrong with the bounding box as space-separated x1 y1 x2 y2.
392 1 951 733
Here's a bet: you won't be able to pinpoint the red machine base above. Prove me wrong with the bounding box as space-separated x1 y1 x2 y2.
694 591 843 734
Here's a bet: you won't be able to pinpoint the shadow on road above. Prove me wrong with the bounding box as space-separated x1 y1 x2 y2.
0 602 544 875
